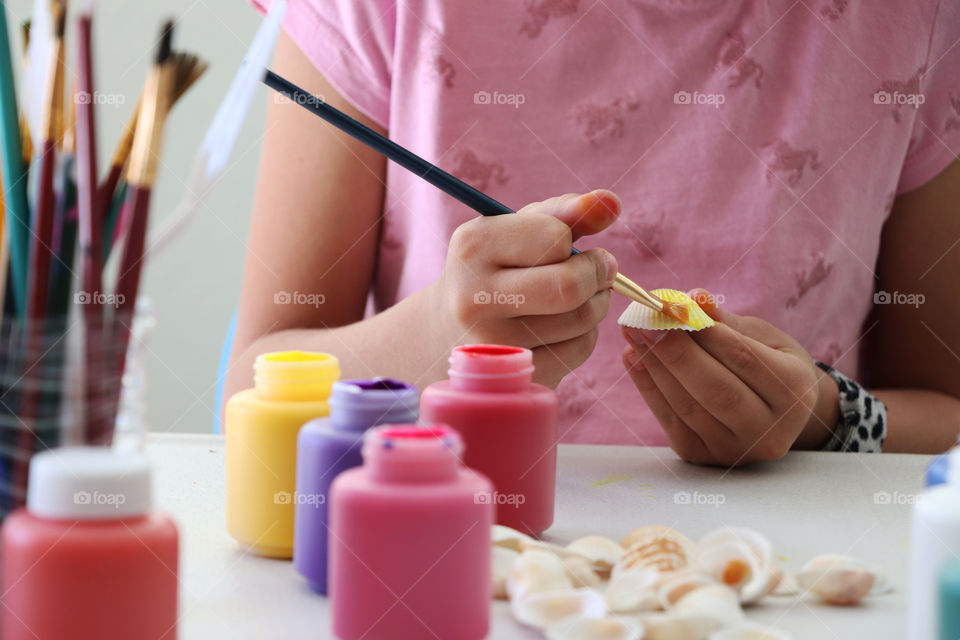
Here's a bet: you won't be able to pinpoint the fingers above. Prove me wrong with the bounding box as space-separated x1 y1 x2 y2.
530 328 600 388
623 327 769 428
450 212 574 268
491 249 616 316
513 291 611 345
518 190 621 240
622 345 713 464
689 324 814 408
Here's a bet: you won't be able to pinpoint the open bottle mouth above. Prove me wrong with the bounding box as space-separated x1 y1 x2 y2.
447 344 535 391
362 424 464 482
328 379 419 431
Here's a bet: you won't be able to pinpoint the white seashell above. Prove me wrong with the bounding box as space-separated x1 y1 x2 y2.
506 549 573 601
563 555 603 589
492 524 535 552
616 527 696 577
696 527 778 603
642 612 725 640
795 554 879 606
492 546 519 599
546 616 643 640
605 568 661 612
566 535 625 577
659 570 718 609
709 622 793 639
769 566 798 596
511 588 607 629
672 584 745 629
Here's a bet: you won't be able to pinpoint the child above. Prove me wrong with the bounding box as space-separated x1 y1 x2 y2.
228 0 960 464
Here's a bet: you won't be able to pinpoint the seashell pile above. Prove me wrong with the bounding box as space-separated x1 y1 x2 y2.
492 524 890 639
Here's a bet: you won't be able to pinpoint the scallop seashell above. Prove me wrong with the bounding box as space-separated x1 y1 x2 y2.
492 524 535 552
659 570 718 609
566 535 625 577
506 549 573 600
605 568 661 612
709 622 793 639
795 554 879 605
642 612 725 640
618 289 717 331
546 616 643 640
615 527 696 577
511 588 607 629
672 584 745 629
492 546 519 599
696 527 778 603
563 555 603 589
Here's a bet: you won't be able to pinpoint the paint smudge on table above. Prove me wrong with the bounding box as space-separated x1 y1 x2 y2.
588 473 634 488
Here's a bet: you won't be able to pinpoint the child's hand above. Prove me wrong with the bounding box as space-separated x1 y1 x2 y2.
621 289 839 466
432 190 621 388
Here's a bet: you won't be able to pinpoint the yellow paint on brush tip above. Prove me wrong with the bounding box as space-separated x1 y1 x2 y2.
618 288 717 331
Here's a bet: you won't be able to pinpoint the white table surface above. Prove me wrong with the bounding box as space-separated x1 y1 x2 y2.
148 433 930 639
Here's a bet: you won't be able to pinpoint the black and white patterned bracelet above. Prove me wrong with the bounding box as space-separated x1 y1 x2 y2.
814 361 887 453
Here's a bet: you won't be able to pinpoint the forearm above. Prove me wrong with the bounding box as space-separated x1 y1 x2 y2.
872 388 960 453
223 284 448 408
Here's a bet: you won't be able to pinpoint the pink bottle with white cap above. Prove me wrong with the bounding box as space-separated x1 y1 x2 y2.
329 424 493 640
420 344 558 536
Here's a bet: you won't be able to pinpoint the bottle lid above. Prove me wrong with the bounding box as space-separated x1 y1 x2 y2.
27 447 152 520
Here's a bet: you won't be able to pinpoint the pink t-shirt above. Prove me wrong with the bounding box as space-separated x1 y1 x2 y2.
253 0 960 446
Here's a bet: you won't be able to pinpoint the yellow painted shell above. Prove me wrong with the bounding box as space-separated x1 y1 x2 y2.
617 288 717 331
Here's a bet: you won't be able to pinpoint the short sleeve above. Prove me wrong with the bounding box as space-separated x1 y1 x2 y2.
251 0 395 129
897 0 960 193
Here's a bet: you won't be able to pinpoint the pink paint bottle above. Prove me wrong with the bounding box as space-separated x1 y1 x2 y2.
1 447 178 640
420 344 558 536
329 424 493 640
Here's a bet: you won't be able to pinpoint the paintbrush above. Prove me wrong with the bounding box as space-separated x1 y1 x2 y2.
146 0 285 259
19 20 33 164
0 3 31 320
99 60 206 262
25 2 65 325
261 71 691 326
102 23 206 443
75 5 105 443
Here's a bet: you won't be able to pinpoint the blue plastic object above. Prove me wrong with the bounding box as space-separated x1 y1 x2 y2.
213 309 238 433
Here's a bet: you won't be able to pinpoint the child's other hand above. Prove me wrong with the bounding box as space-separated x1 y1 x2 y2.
621 289 839 466
433 190 621 388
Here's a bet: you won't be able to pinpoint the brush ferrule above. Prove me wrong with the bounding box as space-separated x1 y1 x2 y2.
127 65 173 186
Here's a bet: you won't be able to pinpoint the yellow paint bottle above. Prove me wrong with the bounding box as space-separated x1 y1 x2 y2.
226 351 340 558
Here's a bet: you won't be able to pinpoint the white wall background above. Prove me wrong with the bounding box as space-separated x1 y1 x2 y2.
7 1 266 433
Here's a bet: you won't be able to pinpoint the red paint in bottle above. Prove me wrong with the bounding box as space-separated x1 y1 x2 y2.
420 344 558 535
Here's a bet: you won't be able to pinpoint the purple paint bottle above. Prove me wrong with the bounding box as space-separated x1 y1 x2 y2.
293 378 419 594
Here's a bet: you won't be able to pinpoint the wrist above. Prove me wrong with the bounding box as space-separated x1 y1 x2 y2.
796 362 840 449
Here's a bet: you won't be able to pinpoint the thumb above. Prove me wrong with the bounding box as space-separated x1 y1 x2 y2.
518 190 621 241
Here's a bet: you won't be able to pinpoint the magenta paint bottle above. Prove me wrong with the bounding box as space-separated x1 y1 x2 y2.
329 424 493 640
420 344 558 536
293 378 419 594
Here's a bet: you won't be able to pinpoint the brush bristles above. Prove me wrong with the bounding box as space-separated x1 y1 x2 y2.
156 21 175 65
20 20 31 50
172 53 208 101
54 2 67 39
